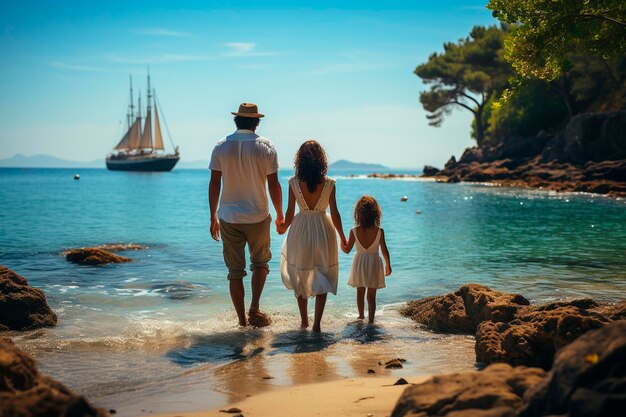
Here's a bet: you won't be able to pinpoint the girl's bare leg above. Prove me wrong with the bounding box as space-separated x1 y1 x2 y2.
356 287 365 319
367 288 377 324
297 295 309 328
312 293 328 332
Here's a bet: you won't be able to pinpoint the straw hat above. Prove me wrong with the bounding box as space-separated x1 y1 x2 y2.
231 102 265 118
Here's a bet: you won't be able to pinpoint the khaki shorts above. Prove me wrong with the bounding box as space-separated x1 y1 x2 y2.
220 216 272 280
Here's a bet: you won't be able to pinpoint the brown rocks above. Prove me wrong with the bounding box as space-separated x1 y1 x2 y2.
384 358 406 369
0 265 57 331
391 363 546 417
65 248 131 265
421 165 440 177
404 285 625 370
0 337 106 417
367 173 419 179
430 112 626 197
400 284 529 334
519 320 626 417
392 320 626 417
475 299 612 369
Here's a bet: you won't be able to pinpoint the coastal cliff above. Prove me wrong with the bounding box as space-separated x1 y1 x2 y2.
423 112 626 196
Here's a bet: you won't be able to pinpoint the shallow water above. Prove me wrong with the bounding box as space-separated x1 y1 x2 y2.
1 168 625 415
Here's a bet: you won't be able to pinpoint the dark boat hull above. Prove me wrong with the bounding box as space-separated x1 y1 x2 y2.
106 155 180 172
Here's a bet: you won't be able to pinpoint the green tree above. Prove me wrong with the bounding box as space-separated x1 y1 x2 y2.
415 25 511 146
487 0 626 81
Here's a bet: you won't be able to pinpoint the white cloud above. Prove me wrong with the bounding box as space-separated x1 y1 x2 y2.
223 42 277 57
48 61 109 72
225 42 256 54
105 53 212 64
133 28 191 37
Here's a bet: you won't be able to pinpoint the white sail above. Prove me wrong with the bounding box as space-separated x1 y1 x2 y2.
140 109 152 149
128 117 141 149
114 128 131 150
153 99 164 150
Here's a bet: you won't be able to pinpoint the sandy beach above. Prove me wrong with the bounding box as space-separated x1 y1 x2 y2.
152 375 430 417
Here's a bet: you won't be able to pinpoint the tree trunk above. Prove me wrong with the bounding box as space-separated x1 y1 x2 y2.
474 109 485 147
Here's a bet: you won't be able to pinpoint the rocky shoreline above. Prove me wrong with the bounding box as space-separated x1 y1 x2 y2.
1 264 106 416
394 284 626 416
2 262 624 417
422 111 626 197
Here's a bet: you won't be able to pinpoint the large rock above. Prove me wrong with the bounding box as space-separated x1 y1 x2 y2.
542 111 626 164
401 284 529 334
390 363 546 417
391 320 626 417
0 338 106 417
0 265 57 331
475 299 621 369
519 320 626 417
421 165 440 177
65 248 131 265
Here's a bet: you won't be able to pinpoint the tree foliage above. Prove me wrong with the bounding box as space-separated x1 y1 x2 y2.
414 25 511 145
487 0 626 81
485 80 567 140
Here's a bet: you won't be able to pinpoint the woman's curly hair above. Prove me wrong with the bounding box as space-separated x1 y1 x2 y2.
294 140 328 193
354 195 382 228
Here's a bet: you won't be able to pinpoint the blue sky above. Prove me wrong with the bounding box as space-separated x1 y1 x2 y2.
0 1 497 168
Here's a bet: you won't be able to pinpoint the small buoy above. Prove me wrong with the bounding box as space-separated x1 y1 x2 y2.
400 196 408 202
415 210 421 214
74 174 80 180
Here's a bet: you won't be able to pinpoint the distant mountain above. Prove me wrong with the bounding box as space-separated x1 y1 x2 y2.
0 154 103 168
330 159 388 171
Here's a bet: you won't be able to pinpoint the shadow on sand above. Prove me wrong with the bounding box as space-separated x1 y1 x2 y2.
166 329 265 366
269 330 336 354
341 320 389 344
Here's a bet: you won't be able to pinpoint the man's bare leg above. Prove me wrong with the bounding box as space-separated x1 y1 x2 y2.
249 267 268 313
229 279 246 326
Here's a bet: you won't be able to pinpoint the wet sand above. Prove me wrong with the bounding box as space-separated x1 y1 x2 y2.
151 375 431 417
92 320 475 416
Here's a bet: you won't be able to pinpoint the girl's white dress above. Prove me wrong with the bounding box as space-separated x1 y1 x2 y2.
347 227 385 289
281 177 339 298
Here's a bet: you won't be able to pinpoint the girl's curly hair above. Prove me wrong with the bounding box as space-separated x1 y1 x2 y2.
354 195 382 228
294 140 328 193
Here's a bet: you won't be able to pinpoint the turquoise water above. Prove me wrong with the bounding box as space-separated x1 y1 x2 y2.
2 168 625 414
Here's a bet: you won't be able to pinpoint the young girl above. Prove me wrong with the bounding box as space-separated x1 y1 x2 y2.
278 140 347 332
341 196 391 323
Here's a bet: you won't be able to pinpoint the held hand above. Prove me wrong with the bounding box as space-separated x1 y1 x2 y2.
385 265 392 276
210 217 220 241
340 241 350 254
276 222 288 235
340 235 348 247
275 213 285 227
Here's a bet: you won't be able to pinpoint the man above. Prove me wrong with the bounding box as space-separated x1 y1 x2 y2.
208 102 284 327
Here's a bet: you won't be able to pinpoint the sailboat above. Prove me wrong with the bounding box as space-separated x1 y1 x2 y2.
106 72 180 172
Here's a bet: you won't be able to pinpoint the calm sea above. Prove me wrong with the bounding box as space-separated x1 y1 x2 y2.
1 167 625 415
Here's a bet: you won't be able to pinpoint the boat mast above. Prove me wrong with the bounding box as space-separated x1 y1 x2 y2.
128 75 135 129
146 68 152 151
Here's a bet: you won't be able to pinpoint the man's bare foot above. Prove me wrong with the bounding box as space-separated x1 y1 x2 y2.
300 321 309 329
312 324 321 332
358 315 365 320
248 310 272 328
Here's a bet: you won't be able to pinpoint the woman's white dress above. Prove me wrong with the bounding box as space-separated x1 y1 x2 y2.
281 177 339 298
347 227 385 289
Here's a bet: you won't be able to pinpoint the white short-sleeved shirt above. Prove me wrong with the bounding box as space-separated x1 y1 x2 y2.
209 129 279 224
